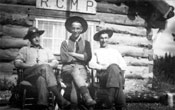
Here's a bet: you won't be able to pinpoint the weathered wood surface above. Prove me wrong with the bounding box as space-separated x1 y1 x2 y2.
17 0 36 5
0 3 146 27
97 2 129 14
0 3 29 14
110 45 152 58
0 36 29 49
97 23 147 36
109 34 152 48
70 12 146 27
0 12 33 26
2 25 29 38
0 62 15 74
0 49 19 61
125 66 152 79
124 56 153 67
93 43 153 59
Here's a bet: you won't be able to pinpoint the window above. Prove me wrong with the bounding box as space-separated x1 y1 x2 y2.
35 18 96 54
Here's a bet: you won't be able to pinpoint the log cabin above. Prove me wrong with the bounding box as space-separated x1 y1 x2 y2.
0 0 174 102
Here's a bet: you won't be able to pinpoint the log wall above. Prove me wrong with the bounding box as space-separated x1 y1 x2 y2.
0 1 154 96
0 3 31 77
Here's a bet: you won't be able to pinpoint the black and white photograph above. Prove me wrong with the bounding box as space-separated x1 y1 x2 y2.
0 0 175 110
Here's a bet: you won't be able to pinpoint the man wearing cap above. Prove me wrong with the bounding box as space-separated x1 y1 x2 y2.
60 16 96 106
89 29 127 110
14 27 70 110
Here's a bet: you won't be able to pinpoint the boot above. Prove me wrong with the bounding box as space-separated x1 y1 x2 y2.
49 85 71 109
79 86 96 106
83 92 96 106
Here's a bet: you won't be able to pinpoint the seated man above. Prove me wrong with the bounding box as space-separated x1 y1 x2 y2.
89 29 127 110
14 27 70 110
60 16 96 106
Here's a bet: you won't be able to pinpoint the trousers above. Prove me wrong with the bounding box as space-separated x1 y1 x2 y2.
97 64 126 108
61 64 89 88
23 64 57 105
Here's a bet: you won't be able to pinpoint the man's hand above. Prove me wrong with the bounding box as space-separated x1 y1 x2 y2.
14 60 33 69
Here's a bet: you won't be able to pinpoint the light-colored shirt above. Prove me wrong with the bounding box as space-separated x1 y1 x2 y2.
15 46 57 66
89 47 127 71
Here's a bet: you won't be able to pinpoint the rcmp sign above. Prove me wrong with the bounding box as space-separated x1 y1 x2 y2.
36 0 97 14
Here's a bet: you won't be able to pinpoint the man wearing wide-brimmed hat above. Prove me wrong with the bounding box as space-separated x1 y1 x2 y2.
89 29 127 110
60 16 96 106
14 27 70 110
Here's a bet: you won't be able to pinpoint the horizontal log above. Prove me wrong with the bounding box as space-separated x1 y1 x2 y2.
0 3 29 14
2 24 29 38
0 11 33 26
110 45 153 58
0 36 29 49
17 0 36 5
1 35 12 39
125 73 153 80
124 56 153 66
0 62 15 73
71 12 146 27
97 2 129 14
0 49 19 61
109 33 152 48
97 23 147 36
0 3 146 27
0 0 18 4
125 66 153 79
93 44 153 58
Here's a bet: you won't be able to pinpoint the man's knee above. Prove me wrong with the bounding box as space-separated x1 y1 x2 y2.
37 76 46 84
39 64 54 76
107 64 121 74
108 64 120 70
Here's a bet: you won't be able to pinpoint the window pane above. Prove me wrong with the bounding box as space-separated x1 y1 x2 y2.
53 22 66 39
53 39 62 53
38 21 53 38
